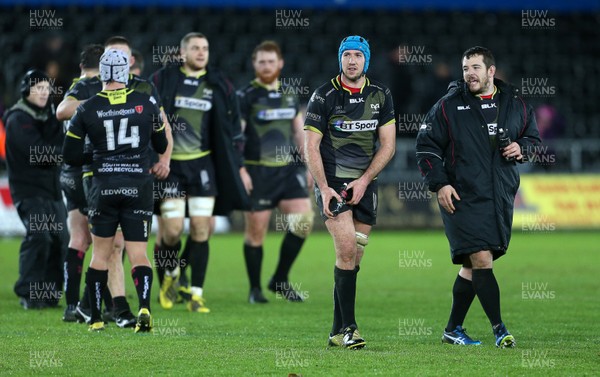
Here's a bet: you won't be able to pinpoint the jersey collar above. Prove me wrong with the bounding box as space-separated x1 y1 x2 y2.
252 78 280 92
476 85 498 100
332 75 369 94
180 67 207 79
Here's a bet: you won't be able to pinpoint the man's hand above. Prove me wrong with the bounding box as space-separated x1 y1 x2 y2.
346 176 370 205
321 186 342 219
239 166 253 194
502 141 523 161
437 184 461 214
150 158 170 180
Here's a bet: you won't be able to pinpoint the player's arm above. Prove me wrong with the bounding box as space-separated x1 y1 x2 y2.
236 89 252 163
347 88 396 204
160 108 173 158
56 96 83 121
304 130 326 190
237 89 248 133
346 120 396 205
363 121 396 183
57 81 89 121
230 85 252 194
303 91 327 189
305 130 340 219
143 78 171 178
62 107 90 166
149 107 171 179
292 112 305 158
237 129 253 194
150 104 168 155
292 111 313 189
364 88 397 182
304 90 341 218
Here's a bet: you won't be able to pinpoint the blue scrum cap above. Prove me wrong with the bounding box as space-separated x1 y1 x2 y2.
338 35 370 74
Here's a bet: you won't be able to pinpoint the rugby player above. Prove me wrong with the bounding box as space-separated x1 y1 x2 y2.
150 32 251 313
57 36 172 327
304 36 396 349
237 41 313 303
63 49 168 332
58 44 111 322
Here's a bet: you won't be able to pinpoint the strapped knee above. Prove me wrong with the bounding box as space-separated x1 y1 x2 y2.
160 199 185 219
356 232 368 253
287 211 314 239
188 197 215 217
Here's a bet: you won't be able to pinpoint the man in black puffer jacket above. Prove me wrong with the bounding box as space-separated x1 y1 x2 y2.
5 70 68 309
416 46 541 348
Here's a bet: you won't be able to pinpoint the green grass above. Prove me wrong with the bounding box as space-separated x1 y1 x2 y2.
0 231 598 376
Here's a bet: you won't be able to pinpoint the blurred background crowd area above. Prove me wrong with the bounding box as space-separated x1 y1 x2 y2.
1 3 597 141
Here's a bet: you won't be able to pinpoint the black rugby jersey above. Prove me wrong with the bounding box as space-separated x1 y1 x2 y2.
475 86 500 149
304 75 395 179
238 79 300 166
66 74 162 106
65 74 164 174
65 88 167 177
170 68 213 160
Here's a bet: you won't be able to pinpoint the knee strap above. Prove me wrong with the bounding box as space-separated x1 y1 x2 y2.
287 211 314 239
356 232 368 252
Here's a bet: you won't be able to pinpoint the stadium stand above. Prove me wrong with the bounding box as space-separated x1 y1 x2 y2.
0 7 597 140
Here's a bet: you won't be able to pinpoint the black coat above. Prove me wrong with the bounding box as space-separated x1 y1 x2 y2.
416 78 541 262
4 100 64 203
150 65 251 215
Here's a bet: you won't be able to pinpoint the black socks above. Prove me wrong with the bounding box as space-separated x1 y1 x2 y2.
472 268 502 327
85 268 108 323
333 266 359 330
64 248 84 306
244 244 263 289
445 275 476 331
189 240 209 288
132 265 153 311
272 232 305 283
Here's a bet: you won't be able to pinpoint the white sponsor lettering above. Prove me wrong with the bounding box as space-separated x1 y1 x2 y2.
305 111 321 122
310 92 325 103
96 108 135 118
174 96 212 111
457 105 470 110
349 97 365 104
257 108 297 121
183 79 199 86
334 119 378 132
100 188 139 196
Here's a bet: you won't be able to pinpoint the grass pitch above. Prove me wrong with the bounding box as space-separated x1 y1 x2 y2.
0 230 598 376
